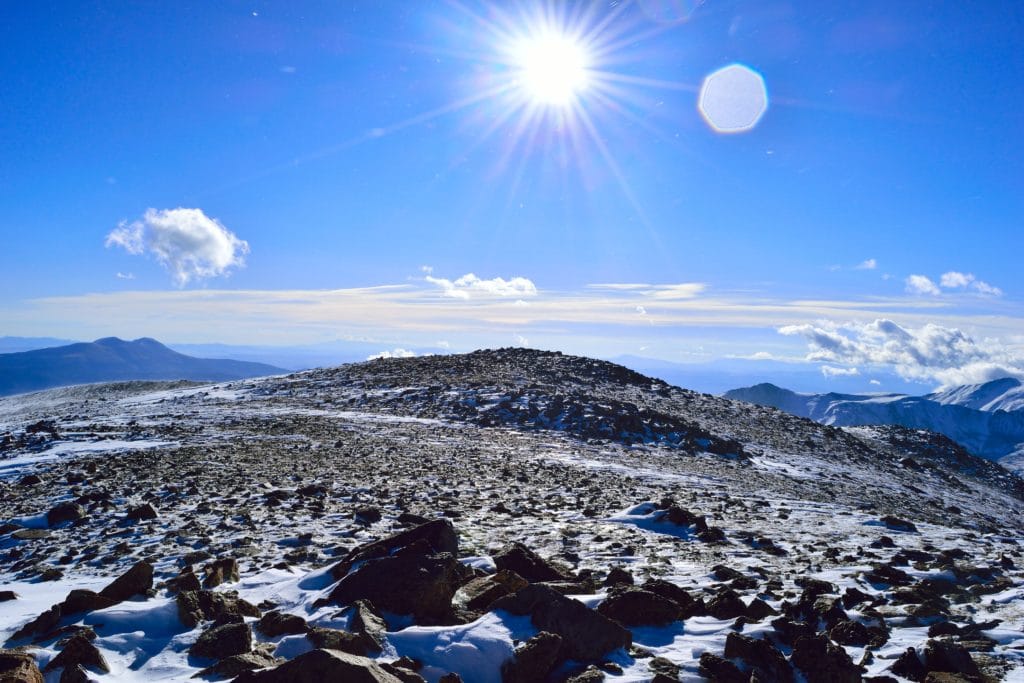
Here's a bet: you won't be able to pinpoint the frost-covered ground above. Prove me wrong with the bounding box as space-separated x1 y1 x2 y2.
1 349 1022 682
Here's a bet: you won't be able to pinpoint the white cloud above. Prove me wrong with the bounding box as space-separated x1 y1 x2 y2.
821 365 860 378
940 271 973 288
971 280 1003 296
105 208 249 286
940 271 1003 296
636 305 647 315
367 348 416 360
115 272 135 280
869 379 881 386
425 272 538 299
588 282 706 299
905 274 940 296
780 318 1024 387
855 258 877 270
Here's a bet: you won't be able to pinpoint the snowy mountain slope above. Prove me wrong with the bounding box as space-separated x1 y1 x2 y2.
725 381 1024 472
0 349 1022 681
927 377 1024 413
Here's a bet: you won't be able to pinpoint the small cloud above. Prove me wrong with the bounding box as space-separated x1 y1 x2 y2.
940 271 973 288
426 272 538 299
869 379 881 386
821 365 860 378
367 348 416 360
436 340 450 349
279 65 297 74
905 274 940 296
420 265 434 275
106 208 249 287
515 334 529 347
855 258 877 270
115 272 135 280
972 280 1003 296
636 305 647 315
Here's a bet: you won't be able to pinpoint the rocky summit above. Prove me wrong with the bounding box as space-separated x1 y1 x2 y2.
0 348 1023 682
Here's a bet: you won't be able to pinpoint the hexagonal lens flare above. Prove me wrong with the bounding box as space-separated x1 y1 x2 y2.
698 64 768 134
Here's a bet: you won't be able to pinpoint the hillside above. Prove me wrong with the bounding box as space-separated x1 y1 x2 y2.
0 349 1022 681
0 337 284 396
725 380 1024 471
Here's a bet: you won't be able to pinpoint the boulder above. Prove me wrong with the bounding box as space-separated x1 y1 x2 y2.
697 652 745 683
830 619 872 647
61 590 117 615
890 647 927 682
640 579 703 618
126 503 158 522
327 545 462 622
234 648 404 683
189 622 252 660
0 649 43 683
490 584 631 662
707 589 747 620
196 650 281 679
99 560 153 603
596 588 681 627
257 611 308 637
329 519 458 581
46 502 86 527
791 634 861 683
177 590 261 629
492 542 573 583
43 634 109 674
307 627 371 656
202 558 240 589
723 632 792 682
500 631 562 683
923 639 982 678
350 600 388 652
454 570 528 612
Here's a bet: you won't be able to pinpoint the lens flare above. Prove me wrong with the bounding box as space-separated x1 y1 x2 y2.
512 32 591 106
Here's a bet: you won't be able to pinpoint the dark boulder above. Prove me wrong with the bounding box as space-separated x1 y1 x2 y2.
697 652 745 683
350 600 388 652
492 542 574 583
126 503 158 522
202 558 240 589
500 631 562 683
0 649 43 683
46 502 86 527
327 544 462 622
234 648 404 682
306 627 371 656
454 570 528 612
329 519 458 581
99 560 153 603
197 650 281 679
257 611 308 637
791 634 861 683
490 584 631 662
596 588 681 627
43 634 109 674
177 590 261 629
923 639 982 678
189 622 252 660
723 632 792 682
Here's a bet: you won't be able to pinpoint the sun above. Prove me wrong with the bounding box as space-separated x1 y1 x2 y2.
511 32 591 107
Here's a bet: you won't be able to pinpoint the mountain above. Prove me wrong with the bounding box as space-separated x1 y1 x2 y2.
1 348 1022 680
0 337 284 396
0 336 78 353
725 379 1024 470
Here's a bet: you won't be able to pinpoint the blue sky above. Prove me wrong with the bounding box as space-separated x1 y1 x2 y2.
2 1 1022 390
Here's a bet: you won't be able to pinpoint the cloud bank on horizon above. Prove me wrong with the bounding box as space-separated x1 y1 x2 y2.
780 318 1024 387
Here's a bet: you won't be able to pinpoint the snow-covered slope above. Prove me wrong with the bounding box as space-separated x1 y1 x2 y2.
926 377 1024 413
726 381 1024 472
1 349 1022 682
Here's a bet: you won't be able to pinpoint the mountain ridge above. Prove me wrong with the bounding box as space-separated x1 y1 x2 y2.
725 378 1024 471
0 337 284 396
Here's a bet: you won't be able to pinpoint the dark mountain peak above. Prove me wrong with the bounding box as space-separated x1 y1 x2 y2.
0 338 283 396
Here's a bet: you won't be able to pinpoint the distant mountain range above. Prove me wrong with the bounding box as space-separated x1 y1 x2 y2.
725 378 1024 470
0 337 284 396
